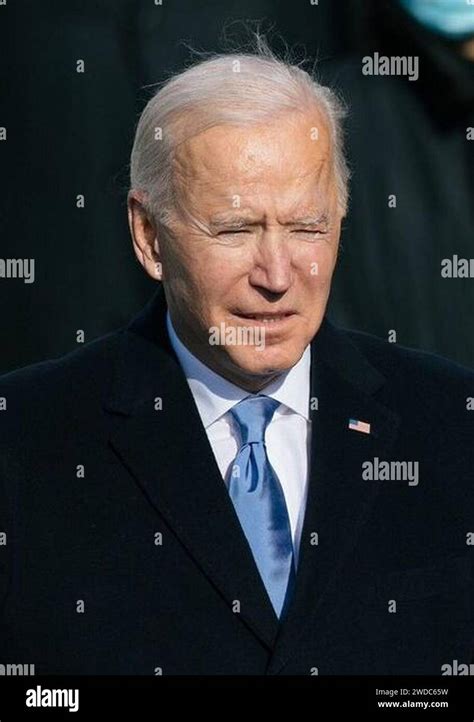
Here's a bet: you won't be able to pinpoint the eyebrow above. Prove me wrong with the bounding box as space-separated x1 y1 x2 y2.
209 216 259 230
209 213 330 229
289 214 329 226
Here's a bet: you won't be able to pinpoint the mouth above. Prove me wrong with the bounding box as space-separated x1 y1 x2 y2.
232 311 297 326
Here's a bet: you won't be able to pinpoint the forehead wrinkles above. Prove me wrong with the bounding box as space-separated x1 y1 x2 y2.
174 154 332 204
171 117 336 221
173 110 331 172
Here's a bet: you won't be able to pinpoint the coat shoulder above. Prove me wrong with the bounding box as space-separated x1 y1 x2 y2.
343 326 474 395
0 330 123 389
0 331 124 441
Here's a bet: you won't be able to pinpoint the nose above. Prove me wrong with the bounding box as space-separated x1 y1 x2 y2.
248 234 293 294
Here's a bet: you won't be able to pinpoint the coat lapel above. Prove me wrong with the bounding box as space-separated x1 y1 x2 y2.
266 320 401 674
105 286 279 650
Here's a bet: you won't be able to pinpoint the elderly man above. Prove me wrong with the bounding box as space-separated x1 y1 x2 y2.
0 42 473 676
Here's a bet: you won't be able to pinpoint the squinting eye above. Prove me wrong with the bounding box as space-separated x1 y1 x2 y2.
293 229 326 235
218 230 249 235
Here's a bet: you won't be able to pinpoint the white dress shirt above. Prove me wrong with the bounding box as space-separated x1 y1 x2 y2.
166 312 312 567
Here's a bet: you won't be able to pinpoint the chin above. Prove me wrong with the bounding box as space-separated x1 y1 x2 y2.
227 344 302 378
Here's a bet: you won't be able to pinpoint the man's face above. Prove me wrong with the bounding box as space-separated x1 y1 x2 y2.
157 110 342 391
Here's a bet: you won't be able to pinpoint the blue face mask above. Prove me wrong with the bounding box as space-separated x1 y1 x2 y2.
399 0 474 40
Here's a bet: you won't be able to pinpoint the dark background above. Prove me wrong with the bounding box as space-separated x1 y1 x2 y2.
0 0 473 373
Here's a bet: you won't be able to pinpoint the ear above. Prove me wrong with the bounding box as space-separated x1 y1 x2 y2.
127 190 162 280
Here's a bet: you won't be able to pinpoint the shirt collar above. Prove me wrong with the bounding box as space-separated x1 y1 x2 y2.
166 311 311 429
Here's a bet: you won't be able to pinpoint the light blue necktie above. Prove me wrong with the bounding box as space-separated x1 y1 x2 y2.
229 395 296 619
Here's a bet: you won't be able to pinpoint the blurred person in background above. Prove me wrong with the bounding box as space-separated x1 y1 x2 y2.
325 0 474 368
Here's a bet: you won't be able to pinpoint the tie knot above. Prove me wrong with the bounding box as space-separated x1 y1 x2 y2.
230 395 280 446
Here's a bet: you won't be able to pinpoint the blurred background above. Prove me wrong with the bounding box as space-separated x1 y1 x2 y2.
0 0 473 373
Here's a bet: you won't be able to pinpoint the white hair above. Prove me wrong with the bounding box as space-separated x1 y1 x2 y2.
129 34 350 225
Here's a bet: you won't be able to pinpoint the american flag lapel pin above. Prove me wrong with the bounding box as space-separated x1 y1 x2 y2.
348 418 371 435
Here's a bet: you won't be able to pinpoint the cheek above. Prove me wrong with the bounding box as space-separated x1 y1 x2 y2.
197 248 248 297
299 242 338 288
188 265 239 320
